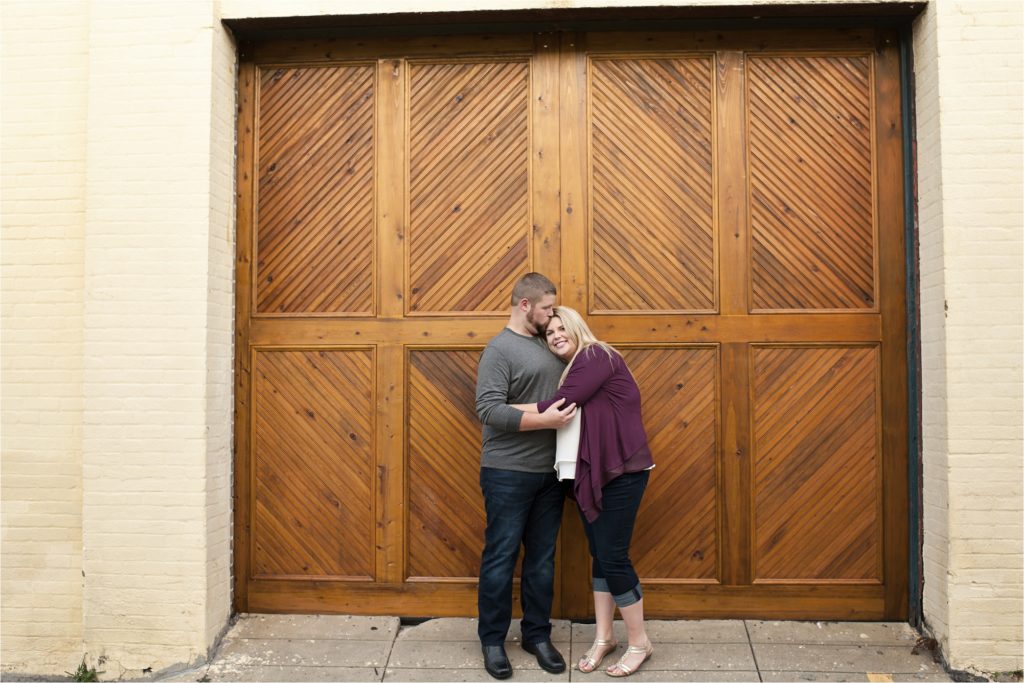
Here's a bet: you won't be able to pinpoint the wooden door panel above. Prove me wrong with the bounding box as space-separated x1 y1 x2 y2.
589 56 716 313
252 349 375 579
235 29 907 620
747 55 876 312
752 345 881 581
256 65 376 315
407 349 485 580
408 60 532 315
625 346 719 581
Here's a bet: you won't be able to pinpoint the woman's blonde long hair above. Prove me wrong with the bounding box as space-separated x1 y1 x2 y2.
547 306 619 386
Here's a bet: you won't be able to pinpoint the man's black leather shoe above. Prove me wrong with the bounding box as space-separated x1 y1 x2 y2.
482 644 513 679
522 639 566 674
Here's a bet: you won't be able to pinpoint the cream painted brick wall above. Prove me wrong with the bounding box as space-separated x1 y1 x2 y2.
914 0 1024 676
913 1 951 651
204 15 237 649
78 0 235 676
1 0 88 673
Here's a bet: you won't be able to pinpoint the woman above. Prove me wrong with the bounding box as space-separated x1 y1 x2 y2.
513 306 654 677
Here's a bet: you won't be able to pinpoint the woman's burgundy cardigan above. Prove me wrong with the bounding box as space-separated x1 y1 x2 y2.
537 346 653 522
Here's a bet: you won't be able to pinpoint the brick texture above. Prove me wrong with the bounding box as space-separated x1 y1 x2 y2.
2 0 234 677
1 0 88 673
914 0 1024 675
79 0 234 676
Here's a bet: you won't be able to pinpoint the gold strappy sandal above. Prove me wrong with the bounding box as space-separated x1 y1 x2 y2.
577 639 617 673
605 641 653 677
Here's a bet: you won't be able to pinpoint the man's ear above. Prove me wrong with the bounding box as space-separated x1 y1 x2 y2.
517 297 531 312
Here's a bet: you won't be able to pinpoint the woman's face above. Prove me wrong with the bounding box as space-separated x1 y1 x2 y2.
545 316 577 360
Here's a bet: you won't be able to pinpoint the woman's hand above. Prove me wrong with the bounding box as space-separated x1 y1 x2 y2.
516 397 576 431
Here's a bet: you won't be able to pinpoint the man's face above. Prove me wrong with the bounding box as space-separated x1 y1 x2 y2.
524 293 556 335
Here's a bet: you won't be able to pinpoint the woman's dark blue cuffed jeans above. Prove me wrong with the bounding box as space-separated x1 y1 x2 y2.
579 469 649 608
478 467 565 646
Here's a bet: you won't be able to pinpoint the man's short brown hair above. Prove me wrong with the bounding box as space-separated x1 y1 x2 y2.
511 272 556 306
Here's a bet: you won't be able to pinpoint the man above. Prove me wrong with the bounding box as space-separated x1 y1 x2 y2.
475 272 577 679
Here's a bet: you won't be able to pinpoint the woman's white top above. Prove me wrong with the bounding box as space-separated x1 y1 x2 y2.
554 408 581 480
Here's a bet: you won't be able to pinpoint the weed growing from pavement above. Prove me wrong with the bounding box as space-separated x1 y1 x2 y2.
66 657 101 682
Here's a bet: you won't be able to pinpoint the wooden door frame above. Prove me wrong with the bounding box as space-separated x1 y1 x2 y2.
231 23 914 620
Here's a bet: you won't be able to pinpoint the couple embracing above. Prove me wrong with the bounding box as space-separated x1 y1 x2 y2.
475 272 655 679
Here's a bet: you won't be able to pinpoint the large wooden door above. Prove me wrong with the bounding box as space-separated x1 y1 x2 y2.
234 28 908 619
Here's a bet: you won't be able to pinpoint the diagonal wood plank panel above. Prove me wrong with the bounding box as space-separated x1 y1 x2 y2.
590 57 715 313
624 347 718 580
256 65 375 314
408 61 531 314
407 350 486 579
252 349 375 578
747 55 875 311
752 345 880 581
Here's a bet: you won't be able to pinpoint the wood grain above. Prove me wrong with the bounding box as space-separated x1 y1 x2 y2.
256 65 376 315
235 28 909 620
747 55 876 311
626 346 718 581
233 60 257 611
252 349 375 579
406 349 485 580
751 345 881 582
407 60 531 314
589 56 716 312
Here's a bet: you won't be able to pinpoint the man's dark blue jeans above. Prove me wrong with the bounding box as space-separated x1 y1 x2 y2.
478 467 565 646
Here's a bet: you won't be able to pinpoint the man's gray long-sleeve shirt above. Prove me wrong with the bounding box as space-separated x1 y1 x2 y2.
476 327 566 473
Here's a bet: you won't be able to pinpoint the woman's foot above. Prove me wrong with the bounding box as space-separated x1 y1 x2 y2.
578 638 617 673
605 640 653 677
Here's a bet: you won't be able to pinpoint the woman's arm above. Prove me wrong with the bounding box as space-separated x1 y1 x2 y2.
510 403 538 413
536 347 615 413
520 398 576 430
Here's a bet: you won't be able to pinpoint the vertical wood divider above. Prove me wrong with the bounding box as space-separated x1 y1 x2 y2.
532 34 561 283
376 57 408 583
873 32 910 619
716 50 753 586
379 57 407 320
233 59 257 611
376 343 406 584
557 32 595 618
559 32 588 313
721 343 753 586
532 33 569 613
717 50 750 319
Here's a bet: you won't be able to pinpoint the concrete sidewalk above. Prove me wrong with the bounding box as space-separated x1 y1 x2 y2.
160 615 952 682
